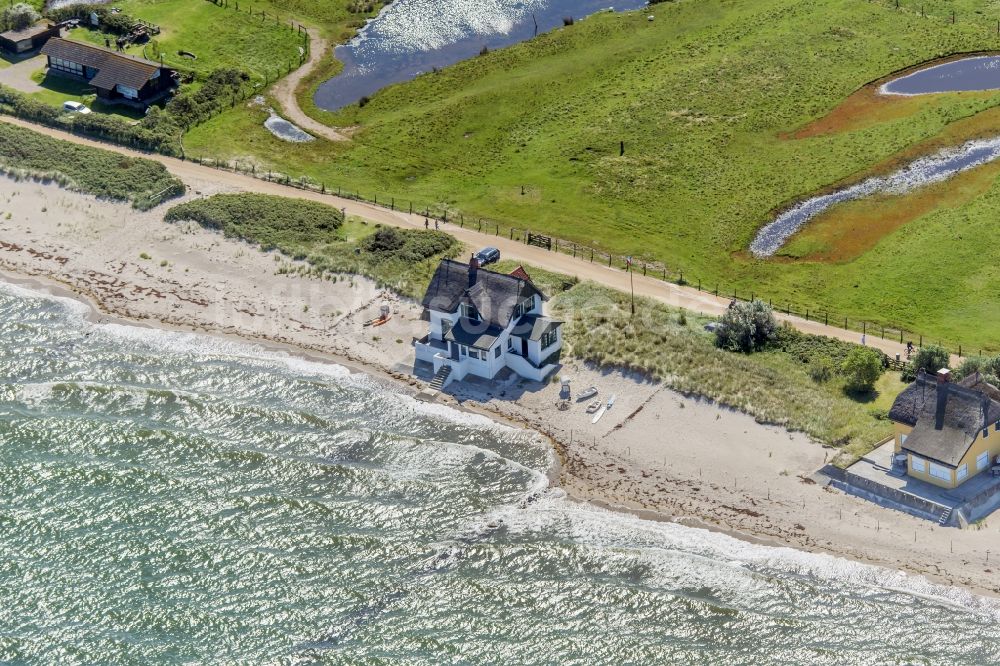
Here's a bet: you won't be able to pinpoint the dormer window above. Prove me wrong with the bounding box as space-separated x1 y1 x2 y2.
513 295 534 320
460 303 480 322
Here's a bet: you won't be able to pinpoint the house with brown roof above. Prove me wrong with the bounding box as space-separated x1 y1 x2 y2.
0 22 59 55
40 37 176 108
888 368 1000 489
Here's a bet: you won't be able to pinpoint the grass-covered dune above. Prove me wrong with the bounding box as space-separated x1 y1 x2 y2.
186 0 1000 348
166 193 458 297
0 123 183 209
550 281 902 465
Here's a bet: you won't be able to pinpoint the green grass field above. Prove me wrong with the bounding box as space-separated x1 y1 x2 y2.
182 0 1000 350
65 0 305 82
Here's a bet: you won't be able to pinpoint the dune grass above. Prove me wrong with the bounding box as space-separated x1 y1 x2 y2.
549 281 895 464
0 122 183 209
183 0 1000 349
165 193 459 297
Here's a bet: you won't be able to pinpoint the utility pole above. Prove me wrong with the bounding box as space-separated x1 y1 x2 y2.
628 256 635 316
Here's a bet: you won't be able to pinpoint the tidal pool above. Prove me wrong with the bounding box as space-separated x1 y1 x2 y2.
314 0 648 111
750 136 1000 257
880 55 1000 95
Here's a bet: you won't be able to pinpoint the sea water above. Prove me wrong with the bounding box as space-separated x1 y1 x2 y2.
313 0 648 111
1 283 999 664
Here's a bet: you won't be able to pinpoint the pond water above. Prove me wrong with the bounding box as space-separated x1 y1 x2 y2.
750 136 1000 257
314 0 648 111
264 113 315 143
880 55 1000 95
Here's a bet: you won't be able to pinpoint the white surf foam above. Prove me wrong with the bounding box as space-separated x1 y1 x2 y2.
498 495 1000 619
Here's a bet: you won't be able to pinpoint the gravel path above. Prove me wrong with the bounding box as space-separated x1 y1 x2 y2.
270 29 349 143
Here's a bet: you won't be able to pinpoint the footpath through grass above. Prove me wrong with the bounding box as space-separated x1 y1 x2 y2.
0 122 183 209
184 0 1000 349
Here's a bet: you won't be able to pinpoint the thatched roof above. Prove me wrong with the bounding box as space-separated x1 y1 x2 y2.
893 370 1000 467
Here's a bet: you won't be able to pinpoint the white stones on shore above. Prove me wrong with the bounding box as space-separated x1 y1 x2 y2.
750 136 1000 257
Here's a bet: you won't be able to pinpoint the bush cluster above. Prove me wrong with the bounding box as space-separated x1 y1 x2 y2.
47 4 140 35
0 122 184 209
165 193 344 249
2 3 39 31
902 344 950 381
714 299 777 353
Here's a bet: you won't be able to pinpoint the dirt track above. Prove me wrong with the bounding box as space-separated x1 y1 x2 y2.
270 29 349 142
0 115 949 363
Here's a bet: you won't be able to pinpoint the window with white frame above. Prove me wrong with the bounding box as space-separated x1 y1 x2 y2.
900 433 908 446
957 464 968 481
911 456 926 473
513 295 534 319
929 463 951 482
977 451 990 471
459 303 480 322
115 84 139 99
540 327 558 350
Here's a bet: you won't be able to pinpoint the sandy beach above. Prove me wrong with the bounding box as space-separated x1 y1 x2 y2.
1 174 998 599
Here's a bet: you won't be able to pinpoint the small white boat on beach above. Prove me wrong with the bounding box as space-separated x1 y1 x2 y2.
585 399 602 414
577 386 598 401
591 393 616 424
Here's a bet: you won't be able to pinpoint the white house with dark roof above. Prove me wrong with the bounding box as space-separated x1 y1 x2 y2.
414 258 563 388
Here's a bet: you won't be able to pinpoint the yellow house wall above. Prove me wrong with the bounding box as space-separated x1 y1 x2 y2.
956 429 1000 483
907 455 955 488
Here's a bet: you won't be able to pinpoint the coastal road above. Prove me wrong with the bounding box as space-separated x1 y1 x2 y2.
0 116 942 363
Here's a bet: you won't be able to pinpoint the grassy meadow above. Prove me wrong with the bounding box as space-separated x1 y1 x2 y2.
65 0 305 82
181 0 1000 349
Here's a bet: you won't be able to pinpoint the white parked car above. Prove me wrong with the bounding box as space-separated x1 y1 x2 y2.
62 101 92 114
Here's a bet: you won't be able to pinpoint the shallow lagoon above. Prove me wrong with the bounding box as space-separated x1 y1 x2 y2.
881 55 1000 95
314 0 648 111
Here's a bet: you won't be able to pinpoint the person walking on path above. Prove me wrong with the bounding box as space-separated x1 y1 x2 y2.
424 218 429 229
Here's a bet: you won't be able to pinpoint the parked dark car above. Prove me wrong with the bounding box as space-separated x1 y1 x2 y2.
475 247 500 265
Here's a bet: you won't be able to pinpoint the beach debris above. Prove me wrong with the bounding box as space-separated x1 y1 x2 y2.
591 393 616 423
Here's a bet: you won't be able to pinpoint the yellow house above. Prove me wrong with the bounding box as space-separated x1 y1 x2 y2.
888 368 1000 489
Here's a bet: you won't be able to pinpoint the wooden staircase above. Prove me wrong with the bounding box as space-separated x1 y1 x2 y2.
429 365 452 391
938 507 952 526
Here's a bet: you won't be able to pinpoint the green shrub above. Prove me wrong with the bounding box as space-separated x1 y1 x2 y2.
955 355 1000 386
715 299 777 353
165 193 344 248
165 194 459 298
809 356 835 383
841 347 883 393
3 3 39 31
0 123 183 209
903 344 950 381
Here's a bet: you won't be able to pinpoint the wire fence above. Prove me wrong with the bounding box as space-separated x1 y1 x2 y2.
181 153 992 359
10 0 996 359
